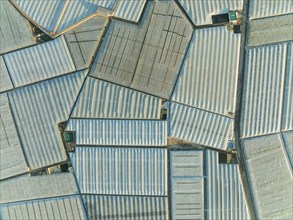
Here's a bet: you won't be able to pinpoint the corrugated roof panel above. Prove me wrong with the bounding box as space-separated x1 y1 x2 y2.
131 1 193 98
71 147 167 196
13 0 65 32
242 134 293 219
12 0 114 36
4 36 75 88
0 1 35 54
170 151 204 220
170 102 233 150
249 0 293 19
114 0 146 22
90 3 153 87
0 93 28 180
64 15 107 70
247 14 293 46
0 195 87 220
241 43 287 138
8 70 87 170
91 0 116 10
66 119 167 146
282 131 293 168
282 42 293 131
0 56 13 92
172 27 241 116
0 173 79 204
82 195 168 220
206 150 249 220
71 77 162 119
91 1 193 98
56 0 115 33
178 0 243 25
57 1 99 33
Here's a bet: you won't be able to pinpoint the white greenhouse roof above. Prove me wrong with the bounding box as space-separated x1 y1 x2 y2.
170 102 233 150
64 15 107 70
206 150 249 220
172 26 241 116
0 93 28 180
0 56 13 92
66 118 167 146
170 151 204 219
1 0 292 218
90 1 193 98
4 36 75 88
71 77 162 119
0 195 87 220
282 131 293 167
114 0 146 23
0 1 35 54
82 195 168 220
247 14 293 46
70 147 168 196
249 0 293 19
242 134 293 219
241 43 290 138
8 70 87 170
179 0 243 25
170 150 250 220
0 173 79 204
11 0 115 37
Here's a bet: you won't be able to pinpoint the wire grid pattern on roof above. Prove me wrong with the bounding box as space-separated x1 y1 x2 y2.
64 15 107 70
91 1 193 98
90 7 151 86
131 1 193 98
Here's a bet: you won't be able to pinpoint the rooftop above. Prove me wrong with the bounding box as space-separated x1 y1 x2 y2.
0 0 292 219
